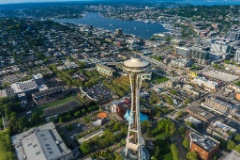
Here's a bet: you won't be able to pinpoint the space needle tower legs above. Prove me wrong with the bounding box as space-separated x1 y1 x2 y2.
120 58 151 160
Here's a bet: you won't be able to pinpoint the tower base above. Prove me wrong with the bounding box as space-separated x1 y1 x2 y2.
121 147 150 160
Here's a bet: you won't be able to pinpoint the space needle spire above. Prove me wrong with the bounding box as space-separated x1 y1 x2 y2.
120 57 151 160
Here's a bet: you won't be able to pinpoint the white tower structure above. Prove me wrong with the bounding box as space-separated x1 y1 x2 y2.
120 57 151 160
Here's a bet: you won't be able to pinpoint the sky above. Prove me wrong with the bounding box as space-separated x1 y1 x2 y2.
0 0 97 4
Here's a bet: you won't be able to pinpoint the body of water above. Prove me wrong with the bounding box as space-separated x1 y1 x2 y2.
56 12 168 39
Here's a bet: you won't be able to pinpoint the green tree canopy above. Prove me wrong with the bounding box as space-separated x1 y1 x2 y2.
182 137 189 149
80 142 90 154
227 140 236 150
0 129 15 160
186 151 198 160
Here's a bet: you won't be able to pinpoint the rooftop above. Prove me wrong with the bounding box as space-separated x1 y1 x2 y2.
11 122 72 160
186 106 215 121
123 58 150 68
223 151 240 160
211 121 236 133
189 132 219 152
11 80 38 94
32 86 65 98
202 70 239 82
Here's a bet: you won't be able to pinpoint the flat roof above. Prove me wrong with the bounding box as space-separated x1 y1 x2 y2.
212 121 236 133
223 151 240 160
11 122 71 160
189 132 219 152
202 70 239 82
186 106 215 121
32 86 65 98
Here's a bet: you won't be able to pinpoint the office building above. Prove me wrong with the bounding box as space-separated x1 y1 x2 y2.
189 132 220 160
207 121 237 141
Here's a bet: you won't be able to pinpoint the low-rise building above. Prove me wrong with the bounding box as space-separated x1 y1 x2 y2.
186 106 215 123
96 63 115 77
189 132 220 160
207 121 237 141
192 77 218 92
57 60 78 70
11 122 73 160
223 151 240 160
171 59 193 68
183 85 200 96
201 97 235 115
185 116 202 127
11 74 47 101
77 129 104 144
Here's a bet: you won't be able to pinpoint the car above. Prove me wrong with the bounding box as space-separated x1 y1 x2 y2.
26 111 32 115
77 124 82 127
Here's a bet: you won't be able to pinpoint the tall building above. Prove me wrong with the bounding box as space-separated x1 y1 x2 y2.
234 50 240 62
120 58 151 160
175 46 190 58
189 46 210 64
210 41 231 59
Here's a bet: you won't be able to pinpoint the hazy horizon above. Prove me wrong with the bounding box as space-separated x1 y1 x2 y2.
0 0 101 4
1 0 240 5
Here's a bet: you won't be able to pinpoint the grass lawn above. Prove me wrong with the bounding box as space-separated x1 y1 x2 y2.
152 128 173 160
33 96 83 112
157 77 169 83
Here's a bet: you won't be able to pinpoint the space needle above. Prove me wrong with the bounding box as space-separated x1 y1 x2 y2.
120 57 151 160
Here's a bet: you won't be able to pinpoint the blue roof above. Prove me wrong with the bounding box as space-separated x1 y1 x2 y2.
124 110 148 123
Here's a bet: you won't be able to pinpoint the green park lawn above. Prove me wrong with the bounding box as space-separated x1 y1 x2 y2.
33 96 83 112
152 128 173 160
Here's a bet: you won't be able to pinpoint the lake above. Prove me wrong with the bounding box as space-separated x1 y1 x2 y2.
56 12 168 39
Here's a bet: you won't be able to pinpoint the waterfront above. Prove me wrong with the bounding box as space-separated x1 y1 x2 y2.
56 12 168 39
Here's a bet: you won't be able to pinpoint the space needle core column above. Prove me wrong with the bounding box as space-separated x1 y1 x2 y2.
120 57 151 160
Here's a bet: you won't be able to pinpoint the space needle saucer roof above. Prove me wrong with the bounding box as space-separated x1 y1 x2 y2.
121 57 150 73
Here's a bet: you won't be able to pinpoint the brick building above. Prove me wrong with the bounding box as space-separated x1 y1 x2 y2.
189 132 220 160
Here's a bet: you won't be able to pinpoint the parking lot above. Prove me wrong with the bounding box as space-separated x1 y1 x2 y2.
83 84 114 100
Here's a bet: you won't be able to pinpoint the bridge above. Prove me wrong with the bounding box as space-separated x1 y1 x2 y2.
141 55 168 70
102 62 121 66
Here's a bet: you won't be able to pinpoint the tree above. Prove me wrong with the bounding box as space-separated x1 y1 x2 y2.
80 142 90 154
114 152 124 160
170 144 180 160
113 122 120 131
235 144 240 153
81 109 86 114
182 137 189 149
146 128 152 138
155 146 161 158
0 129 15 160
227 140 236 150
103 129 115 144
158 119 176 136
179 126 185 136
186 151 198 160
84 116 91 123
235 134 240 142
141 120 151 131
59 116 63 123
74 111 81 117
